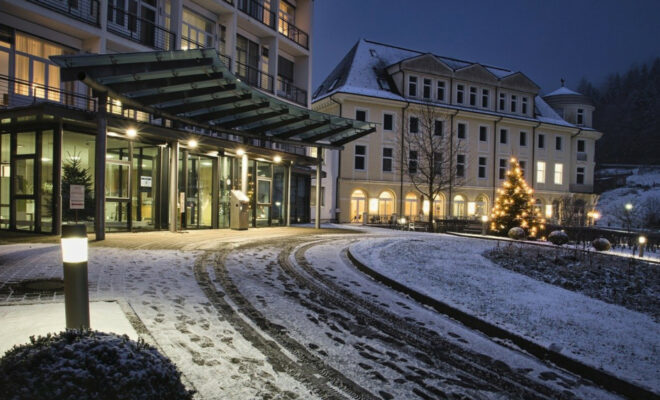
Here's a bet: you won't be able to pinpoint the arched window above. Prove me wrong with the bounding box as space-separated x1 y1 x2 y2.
350 190 366 222
378 191 394 219
453 195 466 218
433 194 445 219
404 193 418 220
475 194 488 217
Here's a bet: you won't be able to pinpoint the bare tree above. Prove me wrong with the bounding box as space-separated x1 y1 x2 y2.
555 195 587 227
398 103 465 222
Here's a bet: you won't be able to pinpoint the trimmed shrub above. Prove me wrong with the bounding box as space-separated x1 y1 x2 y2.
547 230 569 246
507 227 526 240
592 237 612 251
0 330 194 400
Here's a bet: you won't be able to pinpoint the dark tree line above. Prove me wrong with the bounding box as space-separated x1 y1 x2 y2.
577 58 660 165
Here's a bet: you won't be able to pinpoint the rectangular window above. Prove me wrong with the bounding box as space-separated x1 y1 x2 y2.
577 139 585 152
522 97 528 114
409 116 419 134
456 154 465 177
434 120 443 136
538 134 545 149
457 122 466 139
554 163 563 185
482 88 489 108
555 136 562 151
355 109 366 122
409 150 418 174
457 84 465 104
519 160 526 177
499 159 507 179
478 157 487 178
510 94 517 113
354 145 366 170
423 78 432 99
577 167 585 184
469 87 477 106
479 126 488 142
383 147 393 172
537 161 546 183
182 8 214 49
500 129 508 144
408 75 418 97
577 108 584 125
436 81 445 101
499 92 506 111
519 131 527 146
383 113 393 131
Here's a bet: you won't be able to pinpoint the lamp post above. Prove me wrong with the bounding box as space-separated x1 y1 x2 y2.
639 236 646 258
625 203 633 233
481 215 489 235
61 224 90 330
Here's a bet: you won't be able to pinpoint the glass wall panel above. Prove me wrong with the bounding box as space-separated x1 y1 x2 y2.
62 131 95 227
15 158 34 195
0 134 9 228
17 131 36 155
40 130 54 233
106 163 129 198
185 154 213 228
132 145 159 230
105 201 128 232
271 165 285 226
218 156 232 228
16 198 35 231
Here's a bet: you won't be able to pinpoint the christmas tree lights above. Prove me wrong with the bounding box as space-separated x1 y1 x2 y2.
490 157 545 238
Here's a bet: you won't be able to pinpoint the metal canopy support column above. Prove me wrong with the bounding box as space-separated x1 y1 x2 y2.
211 155 219 229
169 141 179 232
53 119 63 235
315 146 322 229
95 94 108 240
286 162 291 227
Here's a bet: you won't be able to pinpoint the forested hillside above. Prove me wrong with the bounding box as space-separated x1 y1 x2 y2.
577 58 660 165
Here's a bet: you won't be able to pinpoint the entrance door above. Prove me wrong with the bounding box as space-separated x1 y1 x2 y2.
350 190 366 223
132 145 159 230
105 161 131 231
185 154 213 229
14 132 37 231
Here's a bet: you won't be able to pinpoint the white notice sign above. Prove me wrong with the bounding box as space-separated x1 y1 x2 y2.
141 176 152 187
70 185 85 210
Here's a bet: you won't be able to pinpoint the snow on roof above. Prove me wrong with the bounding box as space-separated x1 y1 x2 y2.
544 86 583 97
534 96 574 127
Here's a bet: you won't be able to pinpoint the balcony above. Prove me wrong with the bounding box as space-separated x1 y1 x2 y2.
577 152 588 161
237 0 276 30
107 6 175 51
0 74 96 112
27 0 100 26
277 77 307 106
569 183 594 194
278 18 309 49
235 62 273 93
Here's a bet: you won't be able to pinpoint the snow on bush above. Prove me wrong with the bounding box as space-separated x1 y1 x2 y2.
0 330 194 400
507 227 526 240
547 230 569 246
592 237 611 251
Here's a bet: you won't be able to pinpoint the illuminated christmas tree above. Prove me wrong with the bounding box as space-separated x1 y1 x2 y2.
490 157 545 238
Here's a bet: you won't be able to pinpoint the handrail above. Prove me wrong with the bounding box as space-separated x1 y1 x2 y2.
237 0 276 29
276 76 307 106
0 74 97 112
27 0 100 26
278 17 309 49
107 5 175 51
235 61 273 93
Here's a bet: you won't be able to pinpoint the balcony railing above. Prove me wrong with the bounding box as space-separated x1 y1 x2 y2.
107 6 175 51
237 0 276 29
277 76 307 106
0 74 96 112
577 152 588 161
27 0 100 26
235 62 273 93
278 18 308 49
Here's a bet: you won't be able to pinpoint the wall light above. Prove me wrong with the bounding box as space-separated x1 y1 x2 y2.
236 148 245 156
126 128 137 138
273 155 282 163
188 139 198 148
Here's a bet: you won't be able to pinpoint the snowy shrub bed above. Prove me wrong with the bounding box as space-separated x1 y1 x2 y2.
0 330 194 400
485 244 660 322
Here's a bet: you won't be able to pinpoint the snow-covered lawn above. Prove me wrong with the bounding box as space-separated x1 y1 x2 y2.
350 233 660 393
596 167 660 229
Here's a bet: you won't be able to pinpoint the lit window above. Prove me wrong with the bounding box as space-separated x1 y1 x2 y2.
554 163 563 185
537 161 546 183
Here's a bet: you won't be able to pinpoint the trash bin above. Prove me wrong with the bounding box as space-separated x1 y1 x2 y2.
230 190 249 230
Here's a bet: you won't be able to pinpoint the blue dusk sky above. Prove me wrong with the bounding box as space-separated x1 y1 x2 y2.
312 0 660 94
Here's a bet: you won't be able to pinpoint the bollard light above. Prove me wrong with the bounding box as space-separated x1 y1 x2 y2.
481 215 489 235
61 224 90 330
639 236 646 257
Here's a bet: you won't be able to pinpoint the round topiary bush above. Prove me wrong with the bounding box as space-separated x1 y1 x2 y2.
548 230 569 246
507 227 526 240
592 237 611 251
0 330 194 400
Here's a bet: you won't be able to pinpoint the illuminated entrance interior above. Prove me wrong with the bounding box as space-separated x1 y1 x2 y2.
378 191 394 220
404 192 418 220
350 189 366 222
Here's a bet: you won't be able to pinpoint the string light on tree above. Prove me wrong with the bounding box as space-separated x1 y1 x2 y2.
490 157 545 238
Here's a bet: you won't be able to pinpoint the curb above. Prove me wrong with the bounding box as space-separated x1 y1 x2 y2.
346 248 658 400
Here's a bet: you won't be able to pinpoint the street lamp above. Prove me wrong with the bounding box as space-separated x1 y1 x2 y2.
624 203 633 233
61 224 90 330
639 236 646 257
481 215 489 235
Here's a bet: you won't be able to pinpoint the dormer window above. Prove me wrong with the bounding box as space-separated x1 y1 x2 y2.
577 108 584 125
436 81 445 102
499 93 506 111
408 76 418 97
510 95 517 113
457 84 465 104
423 78 432 99
481 89 489 108
522 97 528 115
469 87 477 106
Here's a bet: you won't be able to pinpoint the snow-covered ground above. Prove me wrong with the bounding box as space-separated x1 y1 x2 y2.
596 167 660 229
350 233 660 393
